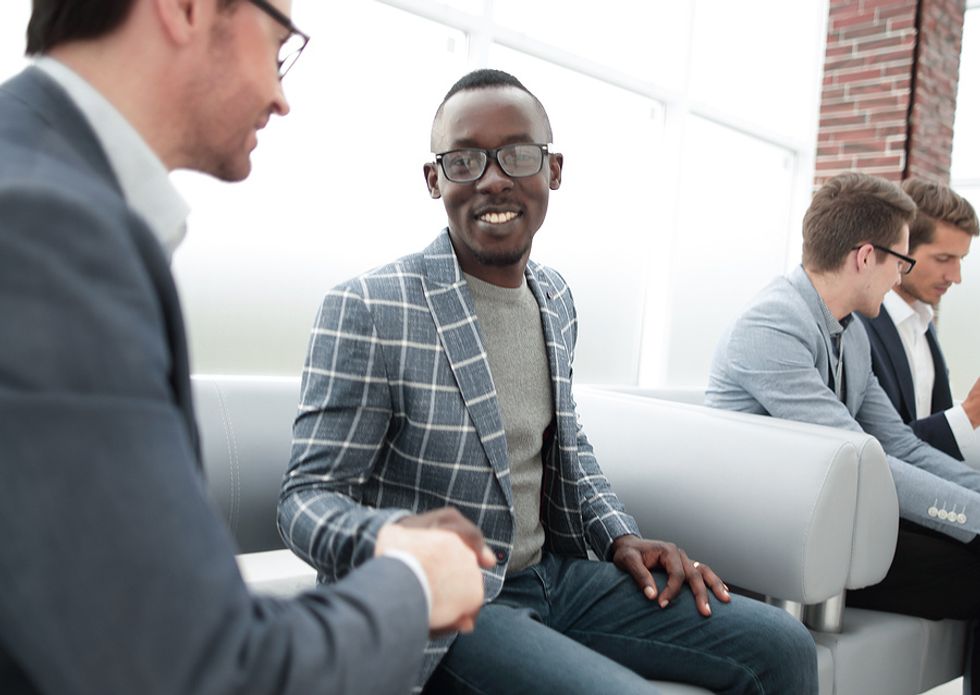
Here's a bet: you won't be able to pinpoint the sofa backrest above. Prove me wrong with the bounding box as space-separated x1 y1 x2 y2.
573 386 898 602
193 376 300 554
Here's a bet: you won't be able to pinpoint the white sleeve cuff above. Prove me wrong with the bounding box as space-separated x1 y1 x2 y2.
381 549 432 620
946 405 980 469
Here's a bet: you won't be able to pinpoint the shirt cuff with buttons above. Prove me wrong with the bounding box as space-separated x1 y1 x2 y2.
380 549 432 619
946 404 980 470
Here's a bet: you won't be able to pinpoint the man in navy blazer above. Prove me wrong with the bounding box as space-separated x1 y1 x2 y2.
858 178 979 464
0 1 488 693
279 68 818 694
708 172 980 694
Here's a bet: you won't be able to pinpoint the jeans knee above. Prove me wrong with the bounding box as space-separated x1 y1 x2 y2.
762 611 818 693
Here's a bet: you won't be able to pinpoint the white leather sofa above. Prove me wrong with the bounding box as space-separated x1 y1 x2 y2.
193 375 967 694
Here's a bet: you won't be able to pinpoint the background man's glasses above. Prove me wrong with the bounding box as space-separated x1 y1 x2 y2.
434 144 550 183
853 243 917 275
247 0 310 79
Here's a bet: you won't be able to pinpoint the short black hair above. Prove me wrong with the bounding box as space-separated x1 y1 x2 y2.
430 68 553 150
442 69 534 102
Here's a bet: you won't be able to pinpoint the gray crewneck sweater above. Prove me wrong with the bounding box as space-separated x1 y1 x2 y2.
465 273 552 574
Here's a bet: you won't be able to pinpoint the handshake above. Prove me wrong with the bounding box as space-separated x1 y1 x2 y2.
375 507 496 634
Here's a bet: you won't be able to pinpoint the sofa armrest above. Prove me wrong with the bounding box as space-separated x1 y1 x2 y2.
236 549 317 597
572 386 897 604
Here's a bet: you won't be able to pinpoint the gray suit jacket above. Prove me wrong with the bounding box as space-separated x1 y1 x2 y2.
706 265 980 543
0 67 427 694
279 229 640 689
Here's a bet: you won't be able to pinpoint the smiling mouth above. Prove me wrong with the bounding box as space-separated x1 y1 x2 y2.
476 210 522 224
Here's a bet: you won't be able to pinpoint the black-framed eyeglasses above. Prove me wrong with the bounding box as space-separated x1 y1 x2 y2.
853 243 917 275
434 144 550 183
247 0 310 79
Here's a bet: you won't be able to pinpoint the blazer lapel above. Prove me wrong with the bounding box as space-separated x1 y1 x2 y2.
525 266 565 419
868 307 917 419
926 324 954 412
420 231 512 503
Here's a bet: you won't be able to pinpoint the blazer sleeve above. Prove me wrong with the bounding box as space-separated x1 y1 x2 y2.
0 186 428 695
910 412 963 460
279 285 408 580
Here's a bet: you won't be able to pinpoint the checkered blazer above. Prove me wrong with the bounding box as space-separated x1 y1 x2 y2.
278 229 639 687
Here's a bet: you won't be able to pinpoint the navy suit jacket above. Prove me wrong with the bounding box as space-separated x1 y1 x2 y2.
0 67 428 694
858 307 962 460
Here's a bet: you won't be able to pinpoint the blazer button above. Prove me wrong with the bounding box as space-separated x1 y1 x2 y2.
928 506 939 517
959 513 968 524
938 509 949 520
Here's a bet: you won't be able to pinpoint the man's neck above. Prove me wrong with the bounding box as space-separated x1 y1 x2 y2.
893 285 918 308
47 44 180 171
803 267 854 321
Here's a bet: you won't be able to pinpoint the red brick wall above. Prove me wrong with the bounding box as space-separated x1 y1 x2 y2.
815 0 967 186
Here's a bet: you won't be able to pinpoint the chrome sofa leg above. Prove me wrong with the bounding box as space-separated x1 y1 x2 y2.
804 592 846 634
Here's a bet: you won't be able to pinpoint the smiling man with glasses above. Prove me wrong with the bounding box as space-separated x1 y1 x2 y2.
279 67 819 695
0 1 489 693
707 172 980 693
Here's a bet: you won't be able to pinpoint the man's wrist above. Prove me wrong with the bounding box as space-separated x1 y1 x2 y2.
380 549 432 619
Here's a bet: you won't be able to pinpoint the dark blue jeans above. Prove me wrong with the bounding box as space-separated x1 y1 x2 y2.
425 553 817 694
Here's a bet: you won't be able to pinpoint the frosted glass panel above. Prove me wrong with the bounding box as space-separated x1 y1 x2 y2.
947 8 980 401
689 0 827 141
492 0 693 90
665 115 796 386
172 2 467 375
0 5 30 81
951 11 980 182
488 45 665 384
440 0 485 15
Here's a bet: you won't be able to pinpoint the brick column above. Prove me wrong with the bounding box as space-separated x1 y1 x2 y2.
815 0 967 186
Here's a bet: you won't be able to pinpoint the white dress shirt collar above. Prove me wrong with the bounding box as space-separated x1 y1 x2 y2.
33 57 189 260
883 290 933 335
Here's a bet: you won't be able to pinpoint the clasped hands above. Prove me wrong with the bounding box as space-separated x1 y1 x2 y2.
377 506 731 639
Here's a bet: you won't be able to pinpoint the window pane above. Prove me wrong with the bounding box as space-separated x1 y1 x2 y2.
951 10 980 181
664 115 796 387
172 2 467 375
488 44 665 384
0 4 30 81
492 0 693 90
689 0 828 141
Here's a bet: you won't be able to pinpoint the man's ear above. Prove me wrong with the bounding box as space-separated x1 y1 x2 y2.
423 162 441 199
854 242 875 271
154 0 199 45
549 153 563 190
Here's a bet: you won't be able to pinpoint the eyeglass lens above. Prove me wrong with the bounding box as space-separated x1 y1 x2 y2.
441 144 545 182
278 32 307 77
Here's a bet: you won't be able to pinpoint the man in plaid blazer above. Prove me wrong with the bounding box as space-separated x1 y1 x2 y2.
278 69 817 694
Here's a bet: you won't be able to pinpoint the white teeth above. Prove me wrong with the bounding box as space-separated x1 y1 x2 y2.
479 211 519 224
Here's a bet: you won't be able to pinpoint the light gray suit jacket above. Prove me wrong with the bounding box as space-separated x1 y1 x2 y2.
706 265 980 543
0 66 428 695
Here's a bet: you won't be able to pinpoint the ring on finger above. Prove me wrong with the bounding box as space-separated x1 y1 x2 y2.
692 561 701 570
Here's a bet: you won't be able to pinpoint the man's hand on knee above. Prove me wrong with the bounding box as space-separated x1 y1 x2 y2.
610 534 731 617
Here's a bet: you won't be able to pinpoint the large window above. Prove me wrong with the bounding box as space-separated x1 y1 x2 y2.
1 1 829 387
945 2 980 399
